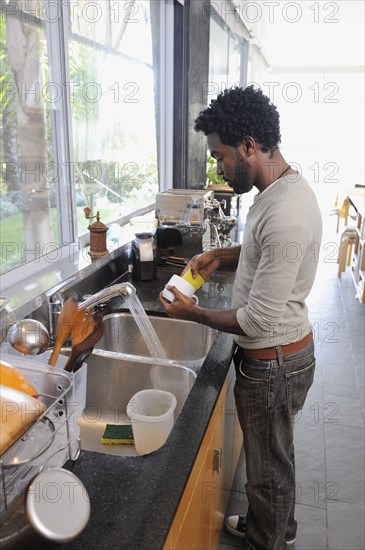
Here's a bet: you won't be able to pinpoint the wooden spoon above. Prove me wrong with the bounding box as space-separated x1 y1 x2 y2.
71 307 95 346
48 296 78 366
64 314 104 373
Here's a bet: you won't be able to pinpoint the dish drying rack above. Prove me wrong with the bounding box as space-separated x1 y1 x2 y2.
0 354 82 546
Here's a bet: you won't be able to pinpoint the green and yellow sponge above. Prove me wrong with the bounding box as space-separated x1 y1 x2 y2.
101 424 134 445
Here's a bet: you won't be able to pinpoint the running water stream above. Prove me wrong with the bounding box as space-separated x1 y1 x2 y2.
124 293 167 360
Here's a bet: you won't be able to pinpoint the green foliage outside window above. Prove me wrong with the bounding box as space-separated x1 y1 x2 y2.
206 154 226 186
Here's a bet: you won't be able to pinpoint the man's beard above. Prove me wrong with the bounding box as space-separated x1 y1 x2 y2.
228 151 253 195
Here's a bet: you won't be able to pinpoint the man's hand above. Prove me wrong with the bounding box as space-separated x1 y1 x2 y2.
160 287 245 335
182 249 222 281
182 246 241 281
159 287 198 320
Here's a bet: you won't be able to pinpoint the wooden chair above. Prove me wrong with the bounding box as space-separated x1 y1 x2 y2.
337 227 357 277
331 195 358 233
331 196 350 233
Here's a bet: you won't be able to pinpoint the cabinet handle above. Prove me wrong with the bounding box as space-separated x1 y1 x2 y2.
213 449 222 474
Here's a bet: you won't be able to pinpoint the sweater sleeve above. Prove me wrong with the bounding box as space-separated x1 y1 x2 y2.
236 201 313 340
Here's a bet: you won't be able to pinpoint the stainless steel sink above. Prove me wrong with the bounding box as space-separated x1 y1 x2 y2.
94 312 216 366
77 354 196 456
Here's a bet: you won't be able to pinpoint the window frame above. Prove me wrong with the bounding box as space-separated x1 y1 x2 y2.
209 6 249 89
1 0 173 292
46 0 77 245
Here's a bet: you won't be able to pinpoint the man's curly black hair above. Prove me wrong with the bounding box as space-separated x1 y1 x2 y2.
194 85 281 154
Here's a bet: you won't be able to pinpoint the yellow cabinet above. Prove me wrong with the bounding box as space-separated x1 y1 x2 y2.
164 363 243 550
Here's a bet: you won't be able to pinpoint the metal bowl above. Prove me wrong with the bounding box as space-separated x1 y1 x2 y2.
7 319 50 355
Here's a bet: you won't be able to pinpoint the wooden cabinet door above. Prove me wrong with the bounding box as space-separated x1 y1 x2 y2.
210 408 226 549
164 366 243 550
164 427 216 550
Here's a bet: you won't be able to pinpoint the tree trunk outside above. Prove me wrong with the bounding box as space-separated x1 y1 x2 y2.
6 3 53 255
2 98 20 191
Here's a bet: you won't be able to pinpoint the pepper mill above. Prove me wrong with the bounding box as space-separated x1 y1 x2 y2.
84 207 108 258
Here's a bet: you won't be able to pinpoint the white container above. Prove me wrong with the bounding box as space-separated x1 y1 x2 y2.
162 274 199 305
126 389 177 455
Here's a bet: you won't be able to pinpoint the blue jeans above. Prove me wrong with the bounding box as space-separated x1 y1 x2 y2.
234 340 315 550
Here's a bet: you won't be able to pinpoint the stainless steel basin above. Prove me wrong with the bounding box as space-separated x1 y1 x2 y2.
77 354 196 456
94 312 216 365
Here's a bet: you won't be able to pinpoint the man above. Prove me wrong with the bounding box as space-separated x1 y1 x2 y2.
160 85 322 549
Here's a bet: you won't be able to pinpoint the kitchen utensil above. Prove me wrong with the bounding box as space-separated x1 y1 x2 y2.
64 314 104 373
66 347 93 375
0 385 46 454
48 297 78 367
0 359 39 397
132 232 157 281
26 468 90 542
0 352 83 546
2 416 55 467
70 307 95 346
158 255 187 268
126 389 177 455
129 215 158 234
162 274 199 304
7 319 50 355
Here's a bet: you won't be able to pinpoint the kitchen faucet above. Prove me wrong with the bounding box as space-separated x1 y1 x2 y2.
46 279 136 343
77 283 136 310
46 276 78 344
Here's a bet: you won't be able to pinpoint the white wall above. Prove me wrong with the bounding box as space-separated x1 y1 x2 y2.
254 70 364 210
244 0 364 210
248 0 364 69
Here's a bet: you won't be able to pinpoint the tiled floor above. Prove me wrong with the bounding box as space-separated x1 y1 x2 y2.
218 212 365 550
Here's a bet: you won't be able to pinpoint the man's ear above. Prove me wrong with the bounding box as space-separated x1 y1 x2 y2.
237 136 256 157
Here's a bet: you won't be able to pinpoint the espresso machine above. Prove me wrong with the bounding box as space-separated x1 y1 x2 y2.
155 189 237 253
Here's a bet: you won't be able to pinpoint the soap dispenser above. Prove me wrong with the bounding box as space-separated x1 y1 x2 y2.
132 232 157 281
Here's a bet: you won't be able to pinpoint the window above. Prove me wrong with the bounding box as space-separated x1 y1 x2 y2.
209 15 230 89
208 10 248 100
206 9 248 183
0 5 61 275
68 1 159 237
0 0 161 278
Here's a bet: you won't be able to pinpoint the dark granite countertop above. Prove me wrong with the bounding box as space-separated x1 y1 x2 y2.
13 268 237 550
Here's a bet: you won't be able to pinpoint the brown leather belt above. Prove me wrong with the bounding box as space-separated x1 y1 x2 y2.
239 332 313 361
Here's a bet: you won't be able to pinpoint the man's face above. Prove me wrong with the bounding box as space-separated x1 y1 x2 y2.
207 133 254 195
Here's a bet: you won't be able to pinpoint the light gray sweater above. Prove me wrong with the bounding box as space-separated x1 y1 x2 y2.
232 174 322 348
